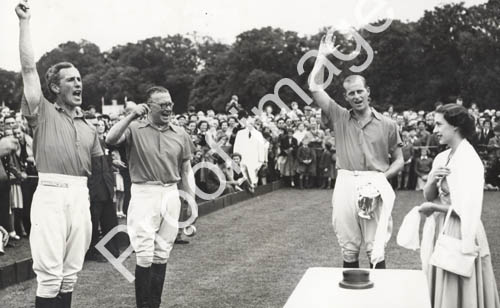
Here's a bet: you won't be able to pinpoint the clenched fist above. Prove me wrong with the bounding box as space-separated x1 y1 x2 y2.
15 0 31 20
131 104 150 119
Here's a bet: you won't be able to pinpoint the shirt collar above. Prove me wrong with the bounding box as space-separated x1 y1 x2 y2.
349 107 381 120
54 103 86 120
138 119 178 132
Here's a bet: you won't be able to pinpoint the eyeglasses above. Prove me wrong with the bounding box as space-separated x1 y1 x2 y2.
151 102 174 110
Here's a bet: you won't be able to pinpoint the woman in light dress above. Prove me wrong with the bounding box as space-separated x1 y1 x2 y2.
418 104 499 308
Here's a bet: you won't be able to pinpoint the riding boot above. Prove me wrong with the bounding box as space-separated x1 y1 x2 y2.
135 265 152 308
60 292 72 308
35 295 62 308
370 260 386 269
150 263 167 308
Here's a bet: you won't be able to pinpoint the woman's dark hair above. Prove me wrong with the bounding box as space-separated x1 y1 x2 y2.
197 120 209 130
435 104 475 139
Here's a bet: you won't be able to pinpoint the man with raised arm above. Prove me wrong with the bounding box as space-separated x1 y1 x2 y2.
308 30 404 269
16 1 103 307
106 86 197 308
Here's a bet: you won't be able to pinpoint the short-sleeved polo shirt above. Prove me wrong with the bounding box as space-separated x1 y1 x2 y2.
322 99 402 172
125 120 195 184
22 95 103 176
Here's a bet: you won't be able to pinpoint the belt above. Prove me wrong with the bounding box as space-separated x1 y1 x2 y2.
38 172 87 188
133 182 177 192
337 169 381 177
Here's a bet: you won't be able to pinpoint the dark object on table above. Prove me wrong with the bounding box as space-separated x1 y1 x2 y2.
339 269 374 290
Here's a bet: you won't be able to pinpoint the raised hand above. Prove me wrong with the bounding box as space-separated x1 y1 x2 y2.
428 166 451 184
15 0 31 20
132 104 150 119
318 29 339 57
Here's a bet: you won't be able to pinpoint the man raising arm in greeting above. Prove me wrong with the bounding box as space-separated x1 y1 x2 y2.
308 30 404 269
16 1 103 307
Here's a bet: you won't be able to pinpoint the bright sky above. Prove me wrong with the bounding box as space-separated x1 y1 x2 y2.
0 0 487 71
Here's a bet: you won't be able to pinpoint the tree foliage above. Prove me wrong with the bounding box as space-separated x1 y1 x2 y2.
3 1 500 113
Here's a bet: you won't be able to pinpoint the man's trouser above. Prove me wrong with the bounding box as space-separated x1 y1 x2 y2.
21 177 38 235
30 173 91 298
89 199 119 257
0 181 10 232
332 170 391 263
127 183 181 267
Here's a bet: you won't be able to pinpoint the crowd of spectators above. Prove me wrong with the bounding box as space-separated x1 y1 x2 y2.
1 96 500 256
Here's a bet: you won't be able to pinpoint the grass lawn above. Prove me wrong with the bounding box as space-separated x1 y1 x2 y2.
1 189 499 307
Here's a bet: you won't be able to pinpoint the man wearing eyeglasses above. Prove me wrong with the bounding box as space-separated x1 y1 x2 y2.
106 86 197 308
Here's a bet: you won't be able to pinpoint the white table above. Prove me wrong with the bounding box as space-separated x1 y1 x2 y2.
284 267 431 308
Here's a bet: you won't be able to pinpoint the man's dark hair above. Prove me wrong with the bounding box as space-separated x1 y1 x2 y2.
45 62 75 99
145 86 170 104
3 115 15 123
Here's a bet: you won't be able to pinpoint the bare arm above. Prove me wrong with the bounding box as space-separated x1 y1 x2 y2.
423 179 439 202
16 1 42 111
106 104 149 145
419 201 450 217
384 147 404 179
309 59 335 112
308 30 341 112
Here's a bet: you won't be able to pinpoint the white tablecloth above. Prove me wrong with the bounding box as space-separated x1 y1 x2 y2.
284 267 431 308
